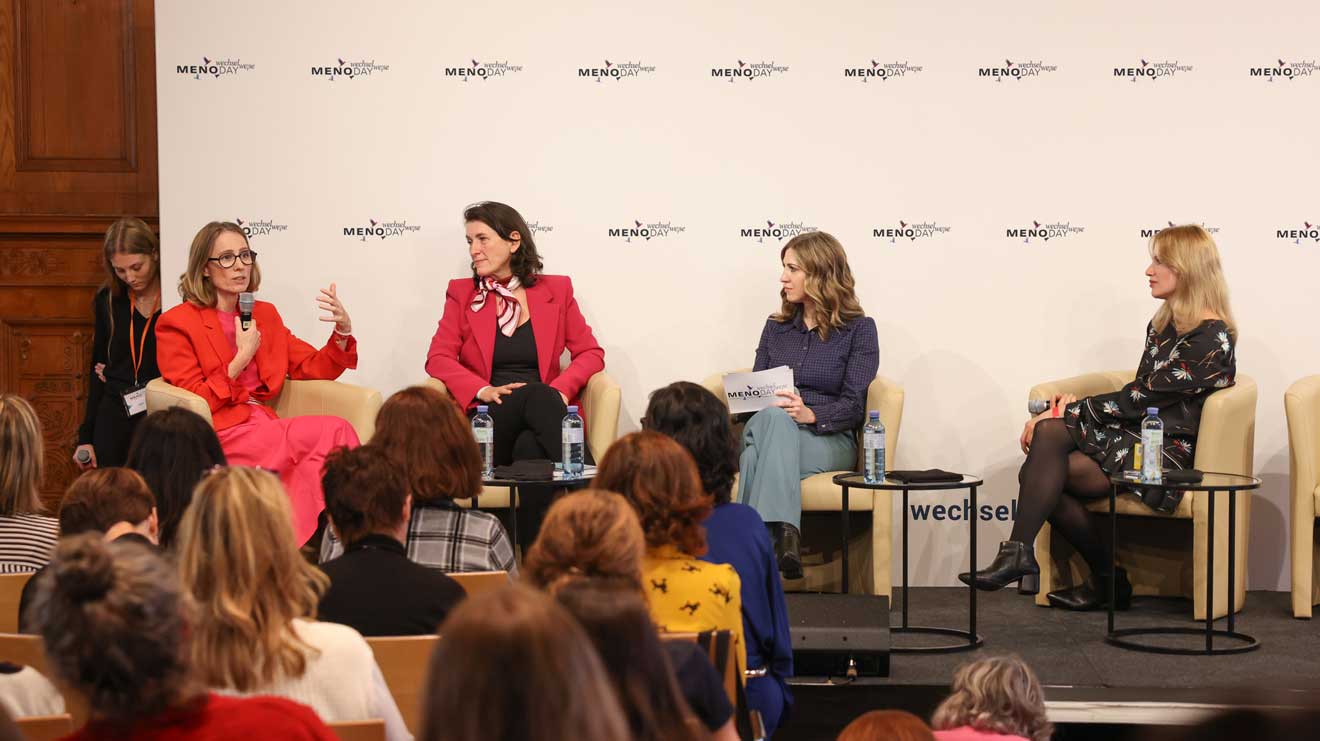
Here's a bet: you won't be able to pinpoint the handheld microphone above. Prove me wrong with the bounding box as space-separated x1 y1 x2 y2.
238 292 255 330
1028 399 1054 415
74 448 92 465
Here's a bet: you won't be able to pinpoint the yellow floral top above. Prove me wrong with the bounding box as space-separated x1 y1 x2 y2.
642 544 746 671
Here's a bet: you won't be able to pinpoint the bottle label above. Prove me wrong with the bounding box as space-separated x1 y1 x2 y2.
472 428 492 444
563 428 584 444
864 431 883 450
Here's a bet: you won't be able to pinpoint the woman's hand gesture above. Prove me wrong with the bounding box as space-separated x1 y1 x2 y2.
317 283 352 334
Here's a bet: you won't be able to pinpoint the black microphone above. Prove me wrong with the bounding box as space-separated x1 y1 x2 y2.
238 292 255 330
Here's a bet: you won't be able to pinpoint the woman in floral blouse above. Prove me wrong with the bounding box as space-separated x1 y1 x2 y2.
961 224 1237 611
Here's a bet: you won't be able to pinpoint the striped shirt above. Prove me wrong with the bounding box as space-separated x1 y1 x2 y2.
320 502 517 576
0 514 59 574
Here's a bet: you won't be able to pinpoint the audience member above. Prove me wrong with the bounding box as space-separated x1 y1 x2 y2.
321 386 516 574
596 431 746 671
0 394 57 573
175 466 409 740
419 584 628 741
124 406 226 549
645 380 795 734
930 655 1052 741
838 710 936 741
318 444 465 635
29 533 336 739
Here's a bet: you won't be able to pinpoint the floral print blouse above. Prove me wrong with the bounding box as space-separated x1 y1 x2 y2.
1064 319 1236 474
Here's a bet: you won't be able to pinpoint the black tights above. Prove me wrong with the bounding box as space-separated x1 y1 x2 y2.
1008 419 1113 574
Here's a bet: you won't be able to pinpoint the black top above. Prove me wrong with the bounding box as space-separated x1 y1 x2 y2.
78 287 162 444
317 534 466 636
663 641 734 732
489 321 540 387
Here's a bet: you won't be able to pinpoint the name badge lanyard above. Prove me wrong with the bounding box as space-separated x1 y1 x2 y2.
128 293 159 386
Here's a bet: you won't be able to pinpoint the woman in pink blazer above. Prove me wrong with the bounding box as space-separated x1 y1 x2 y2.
426 202 604 467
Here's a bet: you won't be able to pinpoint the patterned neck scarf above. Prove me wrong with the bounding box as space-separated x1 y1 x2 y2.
470 275 522 337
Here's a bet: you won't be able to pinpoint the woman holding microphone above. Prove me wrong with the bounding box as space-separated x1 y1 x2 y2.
156 221 360 545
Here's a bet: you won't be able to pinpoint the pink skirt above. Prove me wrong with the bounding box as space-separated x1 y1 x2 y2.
217 406 360 544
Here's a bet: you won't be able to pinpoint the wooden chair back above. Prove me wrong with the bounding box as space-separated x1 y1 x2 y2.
449 570 508 597
14 714 74 741
328 719 386 741
365 635 440 735
0 572 33 633
0 633 90 727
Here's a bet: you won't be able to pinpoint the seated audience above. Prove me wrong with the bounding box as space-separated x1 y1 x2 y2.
596 431 746 670
28 533 336 740
645 380 794 734
0 394 57 573
321 386 516 574
175 466 409 740
125 406 227 549
930 655 1052 741
0 662 63 719
318 444 465 636
419 584 628 741
838 710 936 741
525 489 736 738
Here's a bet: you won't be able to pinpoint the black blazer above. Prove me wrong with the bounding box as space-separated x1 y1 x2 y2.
317 534 466 636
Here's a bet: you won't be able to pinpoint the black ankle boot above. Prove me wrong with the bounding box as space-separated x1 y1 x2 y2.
767 522 803 580
958 540 1040 594
1047 567 1133 611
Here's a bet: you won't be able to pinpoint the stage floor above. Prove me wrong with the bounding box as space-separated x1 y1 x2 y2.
779 588 1320 740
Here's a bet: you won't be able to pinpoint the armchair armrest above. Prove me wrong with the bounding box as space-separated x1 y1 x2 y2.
145 379 213 424
1028 369 1135 403
582 371 621 462
272 380 383 443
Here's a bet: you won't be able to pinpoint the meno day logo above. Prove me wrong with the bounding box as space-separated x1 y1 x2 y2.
444 60 524 82
844 60 923 82
1140 221 1220 239
311 58 390 81
979 59 1058 82
711 60 790 82
578 60 657 82
727 380 784 403
1276 221 1320 244
1113 59 1193 82
527 221 553 236
342 219 422 242
740 220 816 244
872 220 952 243
607 220 686 243
175 57 256 79
1249 59 1319 81
236 218 289 239
1006 220 1085 243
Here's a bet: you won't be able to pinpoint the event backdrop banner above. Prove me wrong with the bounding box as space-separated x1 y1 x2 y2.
156 0 1319 588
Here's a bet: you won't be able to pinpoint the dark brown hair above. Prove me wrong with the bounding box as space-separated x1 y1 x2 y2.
420 585 628 741
594 431 711 556
524 489 646 593
837 710 935 741
31 534 200 722
125 407 227 550
643 381 739 505
555 579 702 741
58 467 156 536
101 217 159 299
321 444 408 545
372 386 483 501
464 201 543 287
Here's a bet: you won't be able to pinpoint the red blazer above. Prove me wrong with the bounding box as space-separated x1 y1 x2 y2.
425 275 605 408
156 300 357 430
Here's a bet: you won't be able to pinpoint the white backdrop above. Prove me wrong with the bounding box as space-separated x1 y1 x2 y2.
156 0 1320 588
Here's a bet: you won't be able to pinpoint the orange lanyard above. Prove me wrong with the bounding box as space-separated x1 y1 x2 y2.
128 292 159 385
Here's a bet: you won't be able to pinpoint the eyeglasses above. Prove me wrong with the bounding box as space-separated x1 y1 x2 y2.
207 250 258 268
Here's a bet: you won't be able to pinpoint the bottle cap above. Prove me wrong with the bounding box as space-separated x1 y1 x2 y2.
567 405 579 413
476 405 489 413
1146 407 1159 415
869 410 880 419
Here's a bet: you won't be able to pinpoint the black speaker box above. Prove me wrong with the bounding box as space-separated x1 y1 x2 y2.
785 592 890 678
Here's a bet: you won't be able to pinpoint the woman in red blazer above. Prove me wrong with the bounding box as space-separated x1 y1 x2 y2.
426 202 604 467
156 221 359 544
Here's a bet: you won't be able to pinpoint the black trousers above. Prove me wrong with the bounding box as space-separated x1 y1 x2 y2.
89 391 146 468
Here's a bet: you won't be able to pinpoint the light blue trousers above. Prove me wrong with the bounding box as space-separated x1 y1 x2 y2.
738 407 857 529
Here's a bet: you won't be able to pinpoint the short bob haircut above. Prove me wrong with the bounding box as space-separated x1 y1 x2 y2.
594 431 711 557
321 444 409 545
930 655 1053 741
523 489 647 593
101 217 160 299
643 381 739 506
772 230 865 341
177 221 262 307
0 394 44 516
464 201 543 287
59 468 156 536
125 407 227 550
371 386 483 501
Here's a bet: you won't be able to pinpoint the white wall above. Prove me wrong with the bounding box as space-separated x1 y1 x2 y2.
155 0 1320 588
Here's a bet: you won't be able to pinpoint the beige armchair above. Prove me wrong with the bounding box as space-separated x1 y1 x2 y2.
1285 375 1320 618
145 378 383 442
702 370 904 597
1029 371 1256 621
422 372 623 508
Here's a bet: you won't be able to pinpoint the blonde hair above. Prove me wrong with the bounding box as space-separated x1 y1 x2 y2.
772 231 865 340
175 466 328 692
930 655 1053 741
102 217 160 299
1150 225 1236 338
0 394 44 515
177 221 262 307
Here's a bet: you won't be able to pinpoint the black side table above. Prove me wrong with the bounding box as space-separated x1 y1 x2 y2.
1104 471 1261 655
833 472 985 653
480 465 596 554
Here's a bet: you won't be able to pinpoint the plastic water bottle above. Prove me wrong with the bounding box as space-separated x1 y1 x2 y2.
471 405 494 479
562 405 585 477
1140 407 1163 484
863 411 886 484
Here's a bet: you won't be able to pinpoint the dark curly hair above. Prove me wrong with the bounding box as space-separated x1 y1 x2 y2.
464 201 543 287
595 431 711 556
642 381 738 505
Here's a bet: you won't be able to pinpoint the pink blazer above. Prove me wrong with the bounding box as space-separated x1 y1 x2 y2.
425 275 604 408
